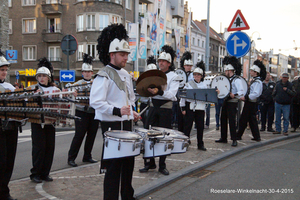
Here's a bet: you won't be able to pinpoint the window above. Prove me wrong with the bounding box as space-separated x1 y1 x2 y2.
112 15 120 24
23 46 36 61
8 0 12 7
198 39 200 47
99 15 108 30
202 41 204 48
9 19 12 34
77 44 84 60
22 18 36 33
126 0 131 9
48 18 61 33
115 0 122 4
192 38 195 45
77 15 83 31
48 46 61 61
22 0 36 6
46 0 60 3
87 44 97 59
87 14 95 30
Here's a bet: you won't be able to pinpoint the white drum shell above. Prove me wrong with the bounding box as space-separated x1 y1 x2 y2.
211 75 231 99
103 135 142 160
170 137 189 154
143 137 173 158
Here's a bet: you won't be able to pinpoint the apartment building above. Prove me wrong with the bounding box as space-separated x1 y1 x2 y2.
8 0 134 87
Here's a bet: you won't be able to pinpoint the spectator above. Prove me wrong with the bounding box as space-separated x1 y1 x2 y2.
272 73 296 135
291 76 300 132
259 72 276 132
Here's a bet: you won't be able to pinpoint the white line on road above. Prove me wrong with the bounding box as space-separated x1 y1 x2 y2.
35 183 60 200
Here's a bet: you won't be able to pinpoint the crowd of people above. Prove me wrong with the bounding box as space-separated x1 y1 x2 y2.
1 23 300 200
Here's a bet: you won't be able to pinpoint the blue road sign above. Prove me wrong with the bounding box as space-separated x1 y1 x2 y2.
226 32 251 58
60 70 75 82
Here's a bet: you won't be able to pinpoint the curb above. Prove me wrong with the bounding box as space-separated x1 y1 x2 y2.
134 133 300 199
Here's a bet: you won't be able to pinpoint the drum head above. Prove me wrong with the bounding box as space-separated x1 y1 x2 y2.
211 75 231 99
104 130 142 140
175 69 187 88
236 76 248 98
135 128 162 137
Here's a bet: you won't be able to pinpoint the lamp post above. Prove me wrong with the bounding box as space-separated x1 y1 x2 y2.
248 31 261 80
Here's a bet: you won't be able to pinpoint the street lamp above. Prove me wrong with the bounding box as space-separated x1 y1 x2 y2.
248 31 261 80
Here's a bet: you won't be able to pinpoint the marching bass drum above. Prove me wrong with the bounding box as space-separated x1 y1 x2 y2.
103 130 142 160
235 76 248 98
211 75 231 99
175 68 187 88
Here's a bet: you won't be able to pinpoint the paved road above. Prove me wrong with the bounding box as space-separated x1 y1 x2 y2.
140 138 300 200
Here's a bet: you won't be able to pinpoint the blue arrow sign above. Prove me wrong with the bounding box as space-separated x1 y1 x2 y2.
60 70 75 82
226 32 251 58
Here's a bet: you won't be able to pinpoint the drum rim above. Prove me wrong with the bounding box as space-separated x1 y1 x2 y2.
104 130 142 140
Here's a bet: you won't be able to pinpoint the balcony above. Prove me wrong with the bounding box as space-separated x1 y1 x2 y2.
42 0 63 15
42 29 63 43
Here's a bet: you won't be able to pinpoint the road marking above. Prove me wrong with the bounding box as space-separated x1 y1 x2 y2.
18 130 74 144
35 183 61 200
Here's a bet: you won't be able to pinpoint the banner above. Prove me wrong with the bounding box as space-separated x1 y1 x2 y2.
150 0 158 55
158 0 166 50
138 17 147 59
175 29 181 63
185 11 191 50
128 23 138 61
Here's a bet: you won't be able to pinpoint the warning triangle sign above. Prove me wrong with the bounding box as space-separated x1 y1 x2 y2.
227 10 250 32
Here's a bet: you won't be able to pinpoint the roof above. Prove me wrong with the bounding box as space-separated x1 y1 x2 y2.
193 20 225 45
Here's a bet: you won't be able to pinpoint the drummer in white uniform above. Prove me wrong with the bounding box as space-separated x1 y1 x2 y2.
139 45 181 176
180 62 207 151
90 24 139 200
215 56 244 147
237 60 266 141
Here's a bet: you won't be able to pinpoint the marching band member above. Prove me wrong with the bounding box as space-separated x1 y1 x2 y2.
177 51 194 132
237 60 266 141
0 50 19 200
140 56 157 128
215 56 243 147
139 45 181 176
29 58 60 183
180 62 207 151
90 24 139 200
67 54 99 167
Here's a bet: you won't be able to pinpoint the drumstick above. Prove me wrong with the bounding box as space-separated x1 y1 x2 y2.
124 77 130 120
138 105 149 116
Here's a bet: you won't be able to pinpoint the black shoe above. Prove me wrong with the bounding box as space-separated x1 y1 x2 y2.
42 175 53 182
82 158 98 163
188 140 191 145
215 139 227 143
283 131 289 136
273 131 281 134
216 126 219 130
159 168 169 175
31 175 42 183
231 140 237 147
260 128 265 131
68 160 78 167
291 128 297 132
267 129 275 132
251 138 261 142
6 195 17 200
198 146 207 151
139 165 156 173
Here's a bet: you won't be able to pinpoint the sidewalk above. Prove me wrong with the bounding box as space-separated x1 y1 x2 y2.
9 122 300 200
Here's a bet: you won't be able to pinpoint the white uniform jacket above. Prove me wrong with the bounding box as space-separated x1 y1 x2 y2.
90 65 136 122
180 80 207 111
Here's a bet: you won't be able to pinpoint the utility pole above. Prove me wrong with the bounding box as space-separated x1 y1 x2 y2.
205 0 210 72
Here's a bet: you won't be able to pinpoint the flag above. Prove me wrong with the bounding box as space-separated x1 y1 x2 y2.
185 11 191 50
139 17 147 59
158 0 166 50
128 23 138 61
175 29 181 62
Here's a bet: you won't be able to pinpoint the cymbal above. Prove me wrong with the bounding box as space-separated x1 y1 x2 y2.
136 69 167 86
136 70 167 97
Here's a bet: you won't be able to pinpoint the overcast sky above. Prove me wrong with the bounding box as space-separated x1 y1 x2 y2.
188 0 300 57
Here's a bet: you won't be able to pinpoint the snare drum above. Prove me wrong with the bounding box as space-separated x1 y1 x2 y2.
103 130 142 160
134 128 173 158
152 127 189 154
211 75 231 99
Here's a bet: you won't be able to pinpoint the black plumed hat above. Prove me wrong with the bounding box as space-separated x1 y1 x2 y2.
253 59 267 81
37 57 54 83
82 53 93 65
180 51 192 69
147 55 156 66
97 24 128 66
196 60 206 82
160 45 176 71
222 56 242 76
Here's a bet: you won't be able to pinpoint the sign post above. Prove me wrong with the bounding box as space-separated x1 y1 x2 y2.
227 10 250 32
61 35 78 70
60 70 75 82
